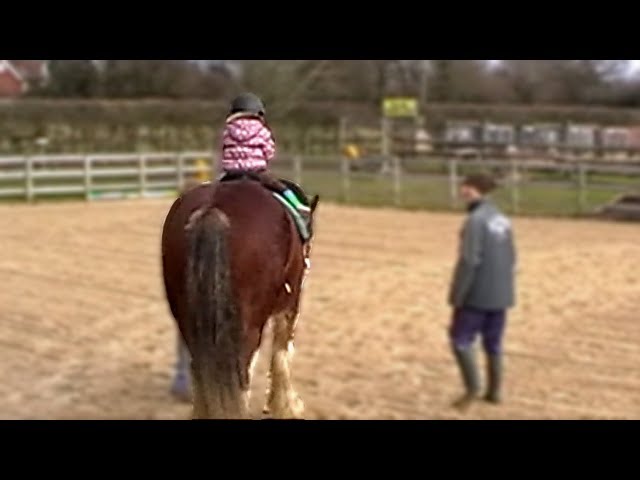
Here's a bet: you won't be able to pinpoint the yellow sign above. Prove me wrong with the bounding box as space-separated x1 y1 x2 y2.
382 97 419 118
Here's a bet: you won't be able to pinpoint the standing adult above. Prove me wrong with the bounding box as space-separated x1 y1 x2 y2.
448 174 517 410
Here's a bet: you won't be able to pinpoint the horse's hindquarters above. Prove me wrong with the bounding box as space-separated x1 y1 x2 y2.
162 180 309 419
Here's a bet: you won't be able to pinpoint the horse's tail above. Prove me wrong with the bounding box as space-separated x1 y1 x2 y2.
185 207 246 419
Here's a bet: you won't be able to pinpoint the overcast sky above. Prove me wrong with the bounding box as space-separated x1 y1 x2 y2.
489 60 640 77
197 60 640 78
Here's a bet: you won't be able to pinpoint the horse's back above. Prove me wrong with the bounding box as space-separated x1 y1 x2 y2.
213 181 298 312
163 180 284 259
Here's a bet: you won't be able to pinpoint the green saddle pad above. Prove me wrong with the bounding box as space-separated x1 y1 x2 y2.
272 192 311 242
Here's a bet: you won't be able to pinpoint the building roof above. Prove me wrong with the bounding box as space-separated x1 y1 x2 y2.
10 60 47 81
0 60 25 82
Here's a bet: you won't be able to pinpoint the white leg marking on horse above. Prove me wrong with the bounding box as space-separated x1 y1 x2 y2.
287 340 296 363
249 350 260 382
244 349 260 409
264 313 305 419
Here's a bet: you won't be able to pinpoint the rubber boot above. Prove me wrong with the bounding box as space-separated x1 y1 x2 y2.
484 354 502 404
452 347 480 411
170 335 192 403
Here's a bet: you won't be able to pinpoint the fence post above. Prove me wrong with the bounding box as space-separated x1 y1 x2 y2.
293 155 302 185
448 158 458 208
577 163 587 214
381 117 390 156
340 155 351 203
338 117 347 155
510 157 520 214
25 156 33 202
84 156 92 201
176 154 184 191
303 130 312 156
139 154 147 198
393 156 402 207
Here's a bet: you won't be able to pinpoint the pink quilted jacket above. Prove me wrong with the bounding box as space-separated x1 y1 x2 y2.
221 116 275 172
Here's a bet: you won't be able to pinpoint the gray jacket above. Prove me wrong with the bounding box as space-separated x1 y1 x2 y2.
448 199 516 311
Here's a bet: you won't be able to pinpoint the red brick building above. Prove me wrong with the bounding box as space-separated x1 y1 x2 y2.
0 60 49 97
0 60 26 97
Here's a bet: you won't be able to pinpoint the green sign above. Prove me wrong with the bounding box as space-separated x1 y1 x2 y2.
382 97 419 118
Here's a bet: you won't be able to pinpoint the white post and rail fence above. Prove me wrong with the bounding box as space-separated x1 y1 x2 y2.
1 152 638 216
0 152 213 202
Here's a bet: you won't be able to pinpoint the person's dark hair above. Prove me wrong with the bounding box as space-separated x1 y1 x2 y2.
462 173 497 194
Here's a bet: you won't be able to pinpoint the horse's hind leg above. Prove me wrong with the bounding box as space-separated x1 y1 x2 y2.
239 327 263 417
242 348 260 415
170 332 192 403
264 311 304 419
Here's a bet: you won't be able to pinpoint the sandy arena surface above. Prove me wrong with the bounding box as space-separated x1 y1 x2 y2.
0 199 639 419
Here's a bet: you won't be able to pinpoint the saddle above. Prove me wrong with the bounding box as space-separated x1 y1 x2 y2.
219 172 312 242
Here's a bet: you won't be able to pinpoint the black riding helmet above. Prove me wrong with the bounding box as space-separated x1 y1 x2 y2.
228 93 266 118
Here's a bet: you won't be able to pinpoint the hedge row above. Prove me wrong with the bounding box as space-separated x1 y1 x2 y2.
5 99 639 127
2 100 640 154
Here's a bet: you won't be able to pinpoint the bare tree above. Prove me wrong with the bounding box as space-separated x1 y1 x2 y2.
42 60 100 98
497 60 631 105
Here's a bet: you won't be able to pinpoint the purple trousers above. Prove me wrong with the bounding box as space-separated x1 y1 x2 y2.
449 308 507 355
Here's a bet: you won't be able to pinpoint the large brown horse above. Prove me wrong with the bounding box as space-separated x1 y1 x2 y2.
161 178 319 419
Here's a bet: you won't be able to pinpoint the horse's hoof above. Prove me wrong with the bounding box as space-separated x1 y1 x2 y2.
277 397 305 419
292 408 305 419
